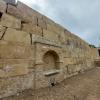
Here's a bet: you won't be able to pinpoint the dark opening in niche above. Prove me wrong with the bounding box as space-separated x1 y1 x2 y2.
51 82 55 86
98 49 100 56
0 12 3 18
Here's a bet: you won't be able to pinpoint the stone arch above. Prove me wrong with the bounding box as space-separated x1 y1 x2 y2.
43 50 60 71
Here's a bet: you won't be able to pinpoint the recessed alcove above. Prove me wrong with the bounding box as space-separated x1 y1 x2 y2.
0 12 3 18
98 49 100 56
43 50 60 72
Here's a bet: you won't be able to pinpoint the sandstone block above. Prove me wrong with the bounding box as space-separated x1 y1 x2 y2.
7 4 38 24
0 59 33 77
47 23 64 34
17 1 38 23
64 58 74 65
38 19 47 29
4 28 31 44
6 64 28 77
64 30 71 40
4 0 16 5
0 44 34 59
68 65 77 74
0 59 3 68
43 29 59 42
59 31 66 43
0 73 34 98
35 72 49 89
0 0 7 13
43 15 55 25
0 14 21 29
7 4 22 19
0 70 5 78
0 25 6 39
22 23 42 36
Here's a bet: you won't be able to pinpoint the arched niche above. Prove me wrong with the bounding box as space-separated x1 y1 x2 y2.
43 50 60 71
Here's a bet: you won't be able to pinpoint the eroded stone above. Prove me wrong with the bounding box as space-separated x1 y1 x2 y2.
22 23 42 36
0 14 21 29
3 28 31 44
0 0 7 13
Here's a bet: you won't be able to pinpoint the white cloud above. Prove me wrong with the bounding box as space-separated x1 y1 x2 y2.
18 0 47 10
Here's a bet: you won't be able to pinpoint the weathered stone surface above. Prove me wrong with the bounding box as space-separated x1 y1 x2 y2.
0 73 34 98
0 59 34 77
64 29 71 40
59 31 66 43
43 29 59 42
4 0 16 5
0 59 3 68
35 70 65 89
7 4 38 24
68 65 78 74
38 19 47 29
64 58 74 65
0 0 7 13
0 14 21 29
0 25 6 39
0 0 98 99
43 15 55 25
22 23 42 36
3 28 31 44
0 44 34 59
7 4 22 19
47 23 64 34
17 1 38 22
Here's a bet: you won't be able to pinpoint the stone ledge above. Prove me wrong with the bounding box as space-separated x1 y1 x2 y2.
32 34 62 48
44 70 60 76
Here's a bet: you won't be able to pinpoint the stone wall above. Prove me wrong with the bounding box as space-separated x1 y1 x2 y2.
0 0 98 98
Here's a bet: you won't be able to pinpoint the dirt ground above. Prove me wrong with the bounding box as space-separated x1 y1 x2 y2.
2 67 100 100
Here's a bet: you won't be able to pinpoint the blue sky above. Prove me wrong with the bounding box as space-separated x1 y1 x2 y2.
18 0 100 47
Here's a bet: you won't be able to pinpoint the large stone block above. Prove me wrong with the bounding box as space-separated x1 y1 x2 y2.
0 14 21 29
0 59 33 77
0 25 6 39
47 23 64 34
16 1 38 23
38 19 47 29
0 73 34 98
59 31 66 43
4 28 31 44
43 15 55 25
6 64 28 77
0 44 34 59
64 30 71 40
4 0 16 5
35 72 49 89
68 65 78 74
64 58 74 65
43 29 59 42
0 0 7 13
22 23 42 36
7 4 22 19
0 59 3 68
7 4 38 24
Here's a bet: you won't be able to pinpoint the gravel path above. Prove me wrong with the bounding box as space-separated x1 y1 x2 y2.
2 67 100 100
